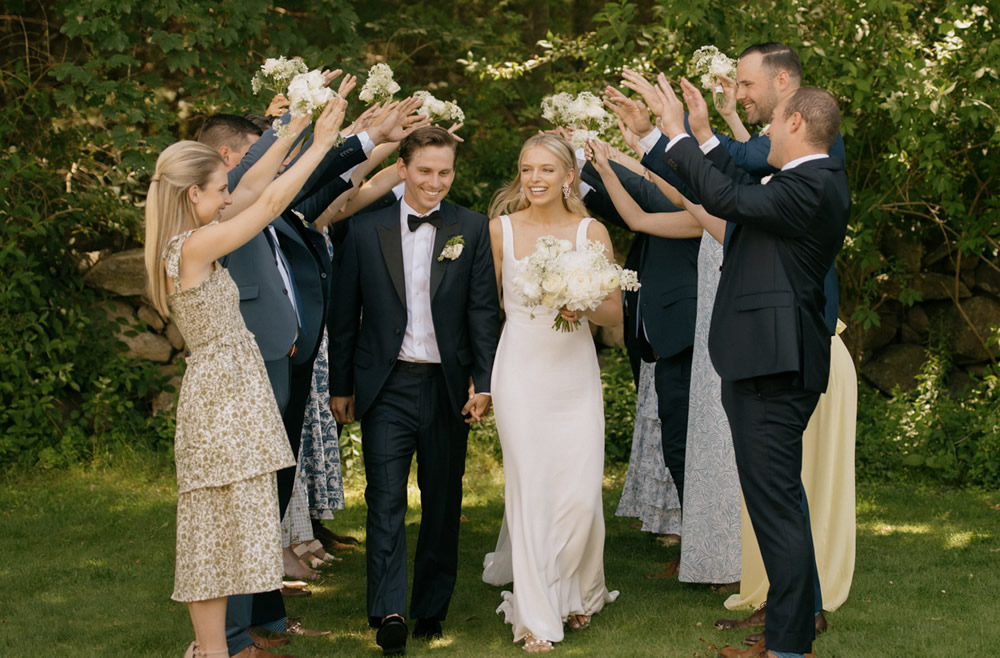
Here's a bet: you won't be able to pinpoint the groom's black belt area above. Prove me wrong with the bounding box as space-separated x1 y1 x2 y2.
393 360 441 375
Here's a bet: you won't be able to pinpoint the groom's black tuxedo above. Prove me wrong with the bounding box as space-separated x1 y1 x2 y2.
664 135 849 654
329 198 500 626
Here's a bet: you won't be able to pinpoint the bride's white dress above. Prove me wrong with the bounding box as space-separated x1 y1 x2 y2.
482 215 618 644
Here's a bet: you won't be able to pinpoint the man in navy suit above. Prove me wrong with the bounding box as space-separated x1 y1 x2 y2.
653 81 849 658
329 126 501 655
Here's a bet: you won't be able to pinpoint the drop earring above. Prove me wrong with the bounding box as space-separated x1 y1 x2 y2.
562 182 571 199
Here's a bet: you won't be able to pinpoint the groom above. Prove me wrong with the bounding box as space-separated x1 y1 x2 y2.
329 125 501 655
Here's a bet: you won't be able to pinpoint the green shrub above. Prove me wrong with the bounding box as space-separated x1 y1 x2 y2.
601 347 637 464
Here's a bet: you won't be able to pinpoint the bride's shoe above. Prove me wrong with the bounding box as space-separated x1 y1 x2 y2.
183 641 197 658
567 614 590 630
522 633 554 653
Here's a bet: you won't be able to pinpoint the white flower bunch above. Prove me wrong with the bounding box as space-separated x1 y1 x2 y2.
541 91 614 150
251 56 309 95
358 63 401 104
414 90 465 124
511 236 640 332
687 45 737 94
271 69 336 138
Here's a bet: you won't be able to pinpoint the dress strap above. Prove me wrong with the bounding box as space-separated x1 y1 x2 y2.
162 228 198 292
575 217 595 249
500 214 514 260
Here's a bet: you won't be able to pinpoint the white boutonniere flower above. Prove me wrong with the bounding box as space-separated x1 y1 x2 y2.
438 235 464 262
760 174 773 185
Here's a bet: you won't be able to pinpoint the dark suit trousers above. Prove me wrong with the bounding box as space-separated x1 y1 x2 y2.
361 364 469 626
721 373 820 654
654 347 694 507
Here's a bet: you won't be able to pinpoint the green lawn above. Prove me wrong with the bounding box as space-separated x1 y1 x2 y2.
1 435 998 657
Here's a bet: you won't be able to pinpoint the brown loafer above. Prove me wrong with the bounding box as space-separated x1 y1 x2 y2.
280 586 312 597
743 612 827 646
231 643 295 658
716 603 766 630
719 638 768 658
644 558 680 579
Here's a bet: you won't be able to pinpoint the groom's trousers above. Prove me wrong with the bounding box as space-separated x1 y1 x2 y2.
361 362 469 626
721 372 820 655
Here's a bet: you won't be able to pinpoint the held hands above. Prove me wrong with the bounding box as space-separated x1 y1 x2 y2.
330 395 355 425
462 379 492 424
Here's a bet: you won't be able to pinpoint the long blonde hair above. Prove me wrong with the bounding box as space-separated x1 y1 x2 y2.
144 141 224 317
488 133 589 219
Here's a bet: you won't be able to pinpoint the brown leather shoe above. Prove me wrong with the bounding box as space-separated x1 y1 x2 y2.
718 638 768 658
715 603 766 631
231 643 295 658
644 558 680 579
743 612 827 646
249 630 291 648
280 586 312 597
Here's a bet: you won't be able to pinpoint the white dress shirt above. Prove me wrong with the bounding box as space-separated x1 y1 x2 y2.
397 198 442 363
266 224 300 329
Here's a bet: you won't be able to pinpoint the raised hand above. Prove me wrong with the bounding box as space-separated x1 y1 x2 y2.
313 96 349 148
677 76 712 143
446 122 465 142
286 111 313 139
342 102 383 136
713 73 739 118
266 94 289 117
617 119 643 157
368 96 428 144
651 74 686 138
336 73 357 99
321 68 343 87
620 68 665 119
604 85 654 137
587 138 613 173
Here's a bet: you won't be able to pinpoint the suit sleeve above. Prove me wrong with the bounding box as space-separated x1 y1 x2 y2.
328 218 362 396
291 175 353 223
464 215 501 395
716 134 776 178
227 113 293 191
640 132 703 205
284 135 368 211
670 137 823 238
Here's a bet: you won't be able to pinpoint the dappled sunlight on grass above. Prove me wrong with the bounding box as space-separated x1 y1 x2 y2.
858 521 932 536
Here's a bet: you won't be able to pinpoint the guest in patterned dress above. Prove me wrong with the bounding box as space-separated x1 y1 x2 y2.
143 98 347 658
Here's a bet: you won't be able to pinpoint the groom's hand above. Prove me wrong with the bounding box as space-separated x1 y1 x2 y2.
330 395 355 425
462 393 492 424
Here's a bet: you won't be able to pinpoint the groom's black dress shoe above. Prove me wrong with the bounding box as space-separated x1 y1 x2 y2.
376 616 408 655
412 618 443 640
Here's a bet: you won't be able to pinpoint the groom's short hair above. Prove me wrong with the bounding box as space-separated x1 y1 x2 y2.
783 87 840 151
197 114 263 151
739 42 802 83
398 126 457 165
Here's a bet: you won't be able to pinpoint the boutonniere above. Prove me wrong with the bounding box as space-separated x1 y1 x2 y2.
760 174 773 186
758 123 770 137
438 235 464 262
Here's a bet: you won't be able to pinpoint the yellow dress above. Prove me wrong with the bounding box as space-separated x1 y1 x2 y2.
165 229 296 602
725 324 857 612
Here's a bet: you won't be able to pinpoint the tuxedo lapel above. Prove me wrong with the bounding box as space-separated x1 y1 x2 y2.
375 204 407 309
430 204 462 299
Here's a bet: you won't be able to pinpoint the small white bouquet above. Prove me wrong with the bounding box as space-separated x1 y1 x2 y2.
358 63 401 104
251 56 309 96
687 45 737 104
541 91 615 149
511 236 640 332
414 90 465 124
272 69 337 138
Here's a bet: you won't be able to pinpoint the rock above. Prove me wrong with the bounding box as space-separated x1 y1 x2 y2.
97 299 137 327
152 375 184 415
949 369 975 396
906 305 930 338
974 260 1000 295
137 304 165 332
862 343 927 394
121 331 173 363
951 296 1000 363
900 323 921 344
165 322 185 351
910 272 970 301
83 248 147 297
881 228 922 273
859 307 899 355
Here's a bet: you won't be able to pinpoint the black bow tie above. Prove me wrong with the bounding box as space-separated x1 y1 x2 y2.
407 210 442 232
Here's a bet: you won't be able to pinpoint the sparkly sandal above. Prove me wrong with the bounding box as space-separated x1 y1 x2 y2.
522 633 554 653
567 614 591 630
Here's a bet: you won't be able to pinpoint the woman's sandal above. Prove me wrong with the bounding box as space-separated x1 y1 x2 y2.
567 614 591 631
522 633 554 653
293 540 341 569
184 644 227 658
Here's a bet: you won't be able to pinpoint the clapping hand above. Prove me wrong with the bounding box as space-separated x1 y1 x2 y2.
604 84 654 138
313 96 349 149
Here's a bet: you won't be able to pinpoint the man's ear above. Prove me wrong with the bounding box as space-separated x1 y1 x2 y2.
775 70 791 93
218 145 232 167
787 111 805 135
396 157 408 181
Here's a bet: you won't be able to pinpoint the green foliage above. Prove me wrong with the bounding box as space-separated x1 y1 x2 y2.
600 347 637 463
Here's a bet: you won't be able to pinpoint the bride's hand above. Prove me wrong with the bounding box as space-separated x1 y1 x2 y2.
558 307 582 323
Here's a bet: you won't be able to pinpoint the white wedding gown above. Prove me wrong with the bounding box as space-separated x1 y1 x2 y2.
483 215 618 644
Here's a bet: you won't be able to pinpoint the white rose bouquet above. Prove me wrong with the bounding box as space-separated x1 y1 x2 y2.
272 69 337 139
511 236 640 332
358 63 401 104
414 90 465 124
687 45 737 105
251 56 309 96
541 91 615 149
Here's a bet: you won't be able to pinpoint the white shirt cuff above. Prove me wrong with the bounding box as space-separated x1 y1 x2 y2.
638 127 664 155
356 131 376 156
340 164 359 183
579 181 594 199
699 135 721 154
664 133 690 153
574 148 587 172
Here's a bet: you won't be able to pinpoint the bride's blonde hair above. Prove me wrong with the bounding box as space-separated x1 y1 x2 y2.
488 134 589 219
143 141 224 317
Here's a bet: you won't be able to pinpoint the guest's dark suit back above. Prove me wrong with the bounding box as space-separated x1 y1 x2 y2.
329 199 500 419
667 139 850 393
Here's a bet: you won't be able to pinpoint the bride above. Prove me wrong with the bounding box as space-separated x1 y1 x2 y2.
482 133 620 653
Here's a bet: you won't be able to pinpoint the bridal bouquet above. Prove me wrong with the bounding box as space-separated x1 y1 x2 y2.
251 56 309 96
414 90 465 124
358 63 401 104
687 45 737 104
272 69 338 138
511 236 640 332
541 91 615 149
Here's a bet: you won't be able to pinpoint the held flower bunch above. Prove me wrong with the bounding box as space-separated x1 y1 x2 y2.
358 63 401 104
687 45 737 103
414 90 465 124
272 69 337 138
251 56 309 96
511 236 640 332
541 91 615 149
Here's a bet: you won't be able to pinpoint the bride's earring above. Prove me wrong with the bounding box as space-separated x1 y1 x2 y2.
562 182 571 199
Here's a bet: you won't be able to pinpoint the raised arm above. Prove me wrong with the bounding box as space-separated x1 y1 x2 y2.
314 164 402 229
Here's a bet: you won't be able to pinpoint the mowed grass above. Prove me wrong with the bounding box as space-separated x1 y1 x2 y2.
1 435 998 657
